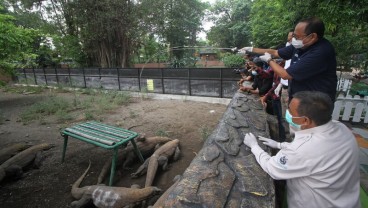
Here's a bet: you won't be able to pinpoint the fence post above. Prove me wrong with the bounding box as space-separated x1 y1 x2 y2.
23 68 27 84
161 68 165 94
188 68 192 96
117 68 121 91
43 67 48 86
138 68 141 92
32 67 38 85
220 68 223 98
55 67 59 85
68 67 72 87
82 68 86 88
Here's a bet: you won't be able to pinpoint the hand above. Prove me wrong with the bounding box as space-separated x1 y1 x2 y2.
274 83 282 97
260 96 267 108
260 52 272 63
241 47 253 52
258 136 281 149
231 47 238 52
243 133 259 149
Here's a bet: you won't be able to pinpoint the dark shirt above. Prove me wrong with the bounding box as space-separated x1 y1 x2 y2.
278 38 337 102
264 67 281 100
252 68 273 96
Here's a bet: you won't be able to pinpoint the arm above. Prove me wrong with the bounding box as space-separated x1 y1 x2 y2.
252 48 280 58
244 133 309 180
251 145 310 180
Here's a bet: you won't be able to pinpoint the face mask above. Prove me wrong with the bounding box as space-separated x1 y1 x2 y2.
291 37 304 49
286 42 291 47
251 71 258 76
285 109 304 130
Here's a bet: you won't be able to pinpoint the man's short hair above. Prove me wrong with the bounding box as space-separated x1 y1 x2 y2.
299 17 325 39
252 57 266 68
293 91 333 126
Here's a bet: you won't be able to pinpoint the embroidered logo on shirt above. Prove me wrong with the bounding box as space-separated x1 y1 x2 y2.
279 156 288 165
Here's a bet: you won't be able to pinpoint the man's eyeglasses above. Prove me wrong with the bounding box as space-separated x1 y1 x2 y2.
292 33 311 40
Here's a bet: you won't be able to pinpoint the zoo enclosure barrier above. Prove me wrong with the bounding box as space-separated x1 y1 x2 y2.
333 94 368 123
15 67 240 98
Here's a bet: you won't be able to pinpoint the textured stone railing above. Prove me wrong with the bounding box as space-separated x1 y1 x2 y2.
159 92 275 207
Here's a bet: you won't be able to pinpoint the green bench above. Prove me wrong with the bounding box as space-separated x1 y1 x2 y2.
60 121 144 186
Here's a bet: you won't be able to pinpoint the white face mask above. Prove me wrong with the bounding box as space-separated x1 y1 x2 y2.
291 37 304 49
285 42 291 47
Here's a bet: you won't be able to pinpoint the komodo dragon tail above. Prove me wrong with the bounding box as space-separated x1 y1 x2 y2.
71 161 91 199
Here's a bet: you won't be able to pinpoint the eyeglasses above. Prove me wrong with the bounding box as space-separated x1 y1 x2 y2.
292 33 311 40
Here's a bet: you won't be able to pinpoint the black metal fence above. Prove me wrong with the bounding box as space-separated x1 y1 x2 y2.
15 67 241 98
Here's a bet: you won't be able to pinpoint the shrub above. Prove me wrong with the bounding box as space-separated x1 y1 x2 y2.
222 54 245 68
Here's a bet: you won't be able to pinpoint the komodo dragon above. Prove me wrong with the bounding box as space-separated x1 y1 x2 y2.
97 136 173 184
131 139 180 187
0 143 54 182
151 175 181 208
0 142 31 164
71 162 161 208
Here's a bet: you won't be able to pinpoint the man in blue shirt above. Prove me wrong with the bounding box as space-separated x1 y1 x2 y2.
240 17 337 102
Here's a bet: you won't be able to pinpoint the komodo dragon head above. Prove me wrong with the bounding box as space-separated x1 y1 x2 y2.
71 161 161 208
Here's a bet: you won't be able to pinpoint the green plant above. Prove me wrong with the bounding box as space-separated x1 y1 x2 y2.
2 85 45 94
199 125 211 141
350 82 368 96
113 92 131 106
20 97 70 122
56 109 74 122
129 111 138 119
155 129 169 137
222 53 245 68
84 111 95 120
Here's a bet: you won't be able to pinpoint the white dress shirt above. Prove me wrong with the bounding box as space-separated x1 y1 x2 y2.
251 120 361 208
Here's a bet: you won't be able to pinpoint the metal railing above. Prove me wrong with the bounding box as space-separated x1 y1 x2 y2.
16 67 241 98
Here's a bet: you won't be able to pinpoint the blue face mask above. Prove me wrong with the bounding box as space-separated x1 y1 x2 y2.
285 109 304 130
251 71 258 76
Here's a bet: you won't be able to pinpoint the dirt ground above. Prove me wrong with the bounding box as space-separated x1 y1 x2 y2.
0 90 227 208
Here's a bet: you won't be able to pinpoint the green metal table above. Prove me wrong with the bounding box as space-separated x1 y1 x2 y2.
60 121 144 186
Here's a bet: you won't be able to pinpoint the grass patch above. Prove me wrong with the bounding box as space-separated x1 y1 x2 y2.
2 85 45 94
156 129 169 137
199 125 211 141
15 88 132 124
20 97 71 123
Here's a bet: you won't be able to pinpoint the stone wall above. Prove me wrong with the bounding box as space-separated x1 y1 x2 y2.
158 92 276 207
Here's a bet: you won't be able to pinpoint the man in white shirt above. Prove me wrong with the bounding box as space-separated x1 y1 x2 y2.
243 91 360 208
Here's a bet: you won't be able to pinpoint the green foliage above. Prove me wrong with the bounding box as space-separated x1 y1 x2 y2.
222 53 245 68
349 82 368 96
0 9 39 75
250 0 293 48
207 0 252 48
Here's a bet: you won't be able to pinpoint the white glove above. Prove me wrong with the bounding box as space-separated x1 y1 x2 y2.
243 133 259 149
274 83 282 97
260 52 272 63
241 47 253 52
258 136 281 149
231 47 238 52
